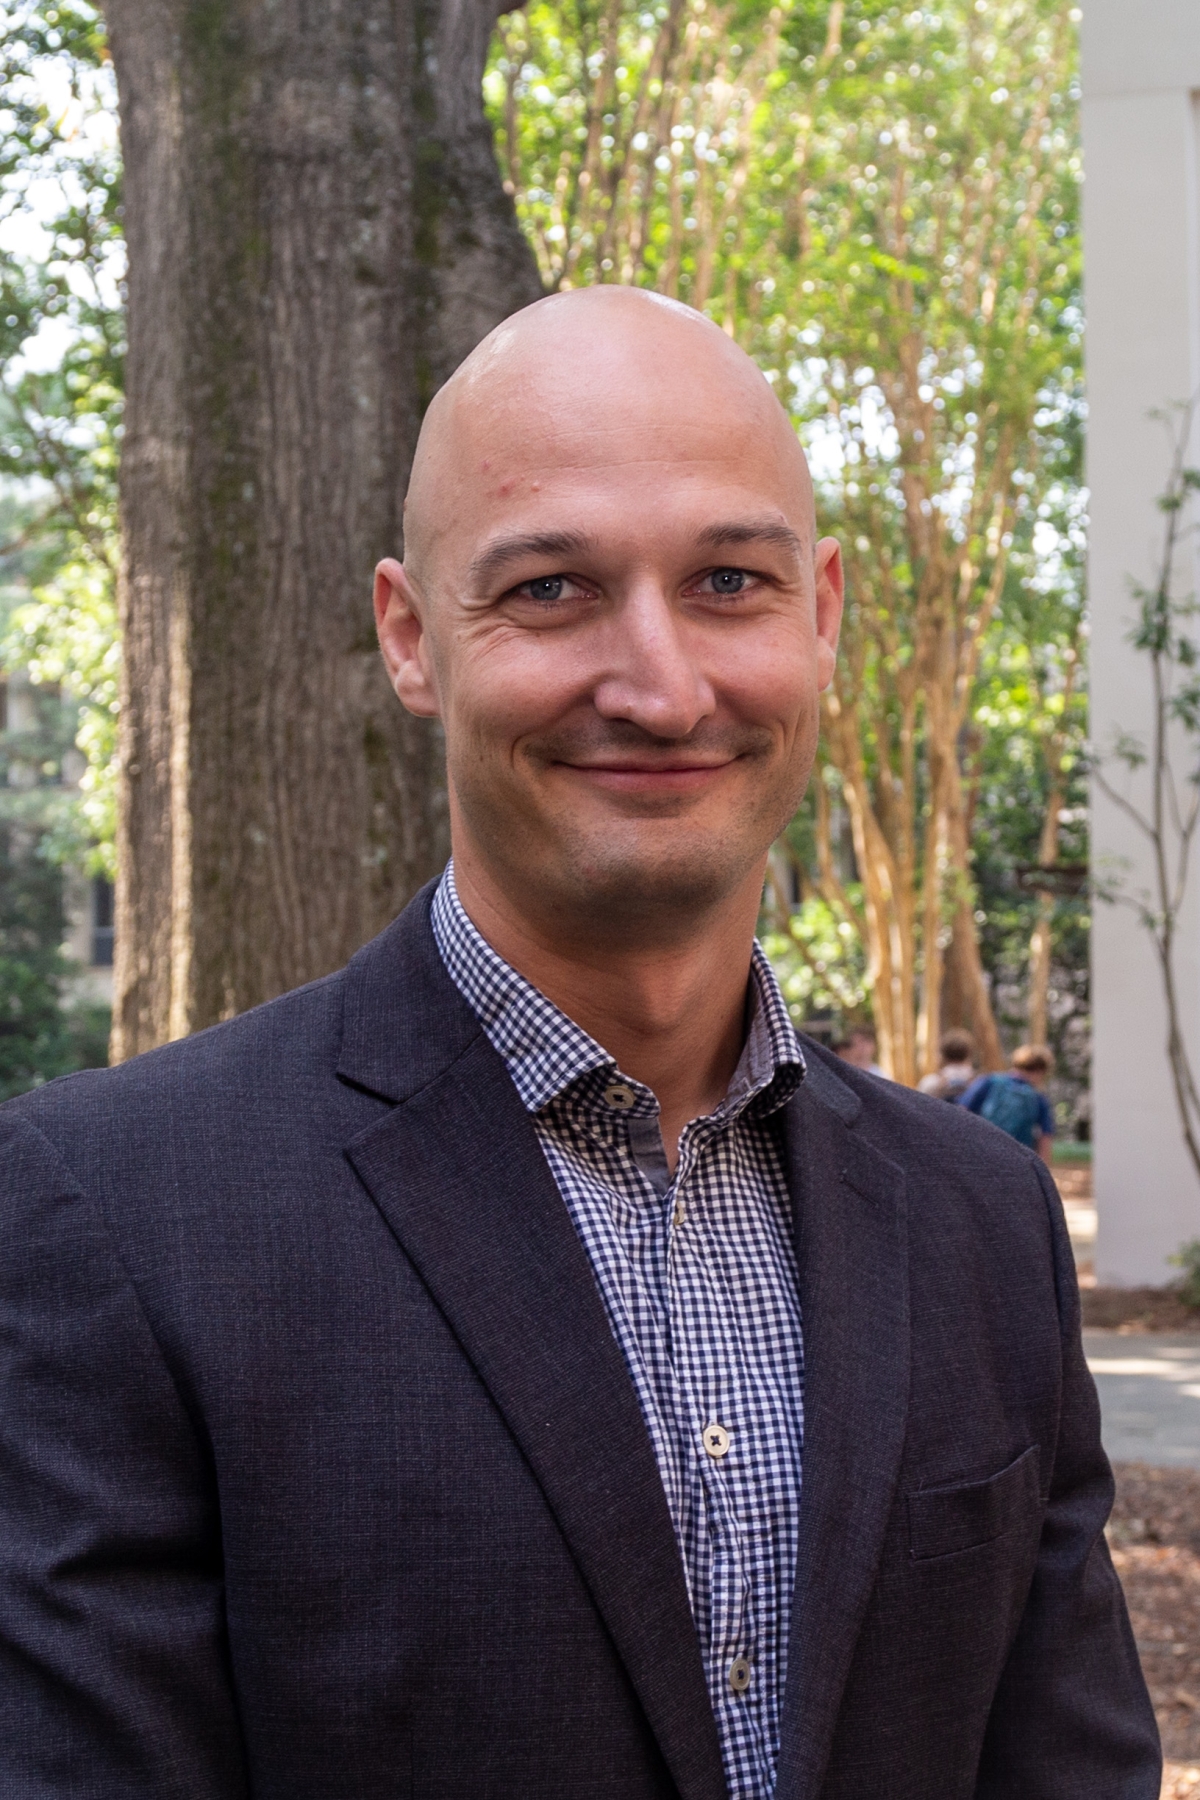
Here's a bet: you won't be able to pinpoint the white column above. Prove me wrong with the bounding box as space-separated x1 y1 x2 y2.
1083 0 1200 1282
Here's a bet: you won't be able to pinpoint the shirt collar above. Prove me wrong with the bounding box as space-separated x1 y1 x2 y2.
430 860 805 1119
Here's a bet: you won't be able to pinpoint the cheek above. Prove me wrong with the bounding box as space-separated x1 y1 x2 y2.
705 616 819 733
441 635 590 757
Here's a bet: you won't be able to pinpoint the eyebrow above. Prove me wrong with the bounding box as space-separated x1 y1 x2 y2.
695 520 806 559
468 530 594 591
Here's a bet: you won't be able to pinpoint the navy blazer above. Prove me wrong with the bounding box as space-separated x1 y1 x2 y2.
0 886 1160 1797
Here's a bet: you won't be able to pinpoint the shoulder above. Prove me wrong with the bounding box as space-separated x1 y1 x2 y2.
0 882 479 1225
0 880 467 1171
794 1037 1068 1306
795 1036 1048 1193
0 968 368 1229
3 964 347 1142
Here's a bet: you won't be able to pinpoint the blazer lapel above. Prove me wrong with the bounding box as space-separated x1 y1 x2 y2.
338 893 727 1800
775 1056 910 1800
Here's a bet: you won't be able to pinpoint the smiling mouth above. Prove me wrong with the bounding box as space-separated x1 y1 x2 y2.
556 761 736 788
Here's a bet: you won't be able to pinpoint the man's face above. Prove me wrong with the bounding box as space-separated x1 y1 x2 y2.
376 297 843 941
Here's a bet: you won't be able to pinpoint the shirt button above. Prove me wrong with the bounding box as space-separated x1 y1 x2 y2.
603 1082 636 1111
729 1656 752 1694
703 1422 731 1459
672 1200 685 1227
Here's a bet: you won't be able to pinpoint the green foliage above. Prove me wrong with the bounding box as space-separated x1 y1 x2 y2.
761 892 869 1026
0 843 109 1098
970 468 1088 1074
1169 1239 1200 1312
5 549 117 874
0 4 119 1089
0 1 121 875
0 613 109 1093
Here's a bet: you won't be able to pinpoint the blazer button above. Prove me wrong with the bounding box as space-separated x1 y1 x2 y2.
729 1657 752 1694
603 1082 636 1110
703 1423 731 1458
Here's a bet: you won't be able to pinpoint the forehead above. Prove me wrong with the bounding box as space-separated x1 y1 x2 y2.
424 352 809 571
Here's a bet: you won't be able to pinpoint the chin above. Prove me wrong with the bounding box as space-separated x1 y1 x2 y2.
455 779 790 935
552 836 755 927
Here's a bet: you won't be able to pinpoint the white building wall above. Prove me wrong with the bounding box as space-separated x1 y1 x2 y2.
1083 0 1200 1281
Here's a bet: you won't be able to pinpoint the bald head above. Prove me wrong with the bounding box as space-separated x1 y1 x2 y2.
402 285 814 589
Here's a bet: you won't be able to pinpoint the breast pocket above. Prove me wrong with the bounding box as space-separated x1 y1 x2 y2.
907 1444 1042 1561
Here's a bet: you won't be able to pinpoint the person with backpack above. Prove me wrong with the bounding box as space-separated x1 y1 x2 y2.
959 1044 1056 1160
918 1027 976 1102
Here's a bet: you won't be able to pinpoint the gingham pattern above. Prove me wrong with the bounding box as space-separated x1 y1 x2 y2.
432 864 806 1800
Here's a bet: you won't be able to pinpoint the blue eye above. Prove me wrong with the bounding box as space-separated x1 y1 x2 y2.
526 576 565 601
710 568 747 593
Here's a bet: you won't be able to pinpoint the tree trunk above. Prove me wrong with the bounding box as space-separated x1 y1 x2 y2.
1027 789 1063 1047
105 0 541 1058
822 685 919 1085
1027 645 1079 1047
1027 898 1053 1047
941 757 1005 1071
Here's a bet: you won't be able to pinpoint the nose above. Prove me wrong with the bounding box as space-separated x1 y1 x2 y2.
591 582 717 739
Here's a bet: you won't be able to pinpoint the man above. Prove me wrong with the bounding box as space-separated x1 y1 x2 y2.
961 1043 1057 1161
918 1027 977 1102
833 1024 885 1078
0 289 1157 1797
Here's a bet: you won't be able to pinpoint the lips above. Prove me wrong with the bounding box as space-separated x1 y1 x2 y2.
563 761 733 775
525 722 774 780
556 761 735 792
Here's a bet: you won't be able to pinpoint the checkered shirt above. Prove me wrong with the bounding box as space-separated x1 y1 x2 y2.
432 864 806 1800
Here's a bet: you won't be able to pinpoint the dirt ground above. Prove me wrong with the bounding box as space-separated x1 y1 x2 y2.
1110 1464 1200 1796
1086 1290 1200 1333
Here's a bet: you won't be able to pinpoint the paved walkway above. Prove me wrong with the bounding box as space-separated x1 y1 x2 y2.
1084 1333 1200 1468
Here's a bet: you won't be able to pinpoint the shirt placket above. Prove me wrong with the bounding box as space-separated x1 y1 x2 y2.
669 1121 757 1742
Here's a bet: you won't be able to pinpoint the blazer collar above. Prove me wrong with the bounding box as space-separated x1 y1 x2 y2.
338 888 728 1800
775 1053 910 1800
336 880 479 1103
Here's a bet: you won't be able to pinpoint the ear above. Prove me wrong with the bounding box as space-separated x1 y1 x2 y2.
374 558 441 719
813 536 844 692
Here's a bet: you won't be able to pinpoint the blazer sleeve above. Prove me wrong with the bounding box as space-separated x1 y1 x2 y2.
0 1111 250 1797
975 1161 1161 1798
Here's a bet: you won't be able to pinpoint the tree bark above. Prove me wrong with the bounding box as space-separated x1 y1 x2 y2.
1027 788 1063 1049
105 0 541 1058
1027 641 1079 1047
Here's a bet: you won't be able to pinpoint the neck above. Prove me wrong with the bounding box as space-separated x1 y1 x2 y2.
451 847 766 1167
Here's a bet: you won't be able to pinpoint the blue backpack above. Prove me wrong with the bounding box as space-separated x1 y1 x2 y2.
980 1074 1043 1148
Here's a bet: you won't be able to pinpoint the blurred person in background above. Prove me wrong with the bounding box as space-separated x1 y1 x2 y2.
960 1044 1056 1162
918 1028 976 1102
834 1023 886 1077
